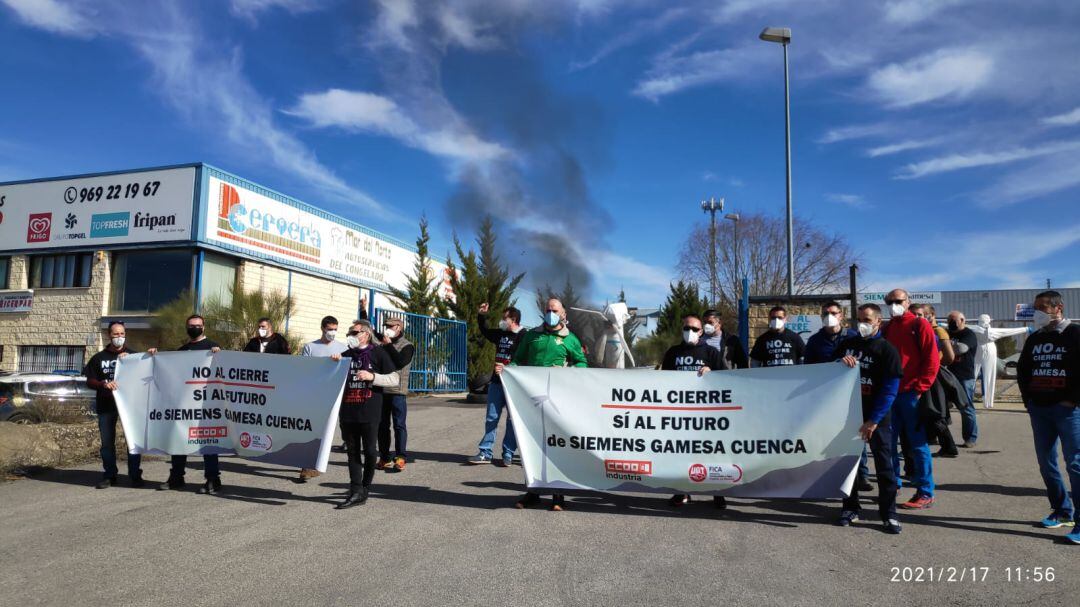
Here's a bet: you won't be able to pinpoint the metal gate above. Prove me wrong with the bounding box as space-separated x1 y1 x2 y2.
18 346 85 374
371 309 467 393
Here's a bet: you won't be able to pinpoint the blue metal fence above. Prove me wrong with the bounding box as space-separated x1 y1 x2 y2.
372 308 467 393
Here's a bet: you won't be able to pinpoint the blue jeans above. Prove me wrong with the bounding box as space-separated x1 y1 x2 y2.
97 413 141 479
959 379 979 444
1026 403 1080 521
891 390 934 497
379 393 408 458
170 454 219 480
477 383 517 460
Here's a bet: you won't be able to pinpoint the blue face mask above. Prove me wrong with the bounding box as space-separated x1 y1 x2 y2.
545 311 561 327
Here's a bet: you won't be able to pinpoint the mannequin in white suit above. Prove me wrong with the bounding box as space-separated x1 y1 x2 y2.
969 314 1029 409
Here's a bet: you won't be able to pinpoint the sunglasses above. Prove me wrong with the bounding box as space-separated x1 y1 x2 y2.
682 326 701 332
347 330 360 336
884 299 906 305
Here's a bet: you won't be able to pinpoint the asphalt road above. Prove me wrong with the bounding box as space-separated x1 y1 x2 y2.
1 397 1075 606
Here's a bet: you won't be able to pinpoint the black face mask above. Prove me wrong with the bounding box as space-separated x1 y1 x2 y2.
947 321 959 332
187 326 204 339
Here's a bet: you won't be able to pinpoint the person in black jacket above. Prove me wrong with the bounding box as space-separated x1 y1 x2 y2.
243 318 291 354
750 306 805 367
330 321 400 509
85 321 142 489
148 314 224 495
661 314 728 510
701 309 748 370
1016 290 1080 542
468 303 525 466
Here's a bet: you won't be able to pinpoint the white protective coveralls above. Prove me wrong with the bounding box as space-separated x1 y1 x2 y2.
579 303 636 369
968 314 1029 409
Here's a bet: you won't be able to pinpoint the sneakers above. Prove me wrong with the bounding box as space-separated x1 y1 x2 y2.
837 510 860 527
393 456 406 471
550 494 566 512
960 440 977 448
1067 527 1080 545
157 476 185 491
95 477 116 489
494 458 509 468
197 477 222 495
467 454 492 465
934 449 958 458
515 492 542 509
668 494 691 507
297 468 322 483
856 476 874 492
884 519 903 534
899 493 935 510
375 458 393 470
1040 512 1076 529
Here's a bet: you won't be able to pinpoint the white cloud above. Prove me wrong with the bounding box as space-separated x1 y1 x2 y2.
977 154 1080 208
633 44 765 101
867 48 993 108
825 193 868 208
1043 107 1080 126
0 0 92 35
865 138 940 157
896 139 1080 179
882 0 966 25
817 123 891 144
286 89 508 163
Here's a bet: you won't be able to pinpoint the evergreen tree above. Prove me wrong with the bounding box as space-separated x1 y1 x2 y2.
388 214 442 316
633 281 710 366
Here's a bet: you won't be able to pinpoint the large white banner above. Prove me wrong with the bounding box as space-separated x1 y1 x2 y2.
502 364 863 498
0 167 195 250
203 174 452 296
114 351 348 472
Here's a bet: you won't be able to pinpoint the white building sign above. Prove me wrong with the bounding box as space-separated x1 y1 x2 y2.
0 290 33 313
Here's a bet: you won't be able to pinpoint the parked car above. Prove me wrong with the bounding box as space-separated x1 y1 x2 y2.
0 373 96 423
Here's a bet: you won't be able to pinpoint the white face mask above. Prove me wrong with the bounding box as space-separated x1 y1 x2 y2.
702 323 716 336
498 319 510 331
683 329 700 345
823 314 840 328
323 330 337 341
346 335 361 349
258 328 269 338
889 303 906 317
545 311 561 327
769 318 785 331
384 328 397 340
857 323 876 339
1032 309 1053 330
111 336 126 349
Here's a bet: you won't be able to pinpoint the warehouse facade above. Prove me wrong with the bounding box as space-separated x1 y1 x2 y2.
0 163 451 373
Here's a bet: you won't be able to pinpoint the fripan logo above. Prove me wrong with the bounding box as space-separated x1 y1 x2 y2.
132 212 178 231
90 212 130 238
26 212 51 243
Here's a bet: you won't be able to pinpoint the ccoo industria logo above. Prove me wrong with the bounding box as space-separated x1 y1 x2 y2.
217 183 322 264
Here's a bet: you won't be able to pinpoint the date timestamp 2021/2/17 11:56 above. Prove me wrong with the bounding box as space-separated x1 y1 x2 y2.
890 566 1057 583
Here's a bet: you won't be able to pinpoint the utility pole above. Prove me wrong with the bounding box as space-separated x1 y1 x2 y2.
701 197 724 307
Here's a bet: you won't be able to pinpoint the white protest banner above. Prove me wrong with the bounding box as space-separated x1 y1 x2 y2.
502 363 862 498
114 351 349 472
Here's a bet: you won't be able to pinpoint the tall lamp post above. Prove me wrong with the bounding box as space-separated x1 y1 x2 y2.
759 26 794 298
701 196 724 307
725 212 740 301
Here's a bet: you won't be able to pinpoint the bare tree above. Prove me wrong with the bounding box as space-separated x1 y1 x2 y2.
677 212 861 306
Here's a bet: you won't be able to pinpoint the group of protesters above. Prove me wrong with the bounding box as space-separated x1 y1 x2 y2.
84 287 1078 543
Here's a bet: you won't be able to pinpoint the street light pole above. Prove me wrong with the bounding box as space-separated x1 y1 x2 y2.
760 26 794 298
725 213 740 301
701 197 724 307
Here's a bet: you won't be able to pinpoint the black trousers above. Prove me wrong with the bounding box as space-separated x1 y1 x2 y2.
342 421 378 490
843 412 898 522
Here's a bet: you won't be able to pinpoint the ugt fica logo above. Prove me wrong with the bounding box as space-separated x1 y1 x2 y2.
27 212 52 243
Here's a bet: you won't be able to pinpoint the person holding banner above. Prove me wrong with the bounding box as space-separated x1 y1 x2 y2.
834 303 903 534
750 306 805 367
85 321 142 489
150 314 224 495
662 314 729 510
805 301 857 365
296 316 347 483
468 303 525 466
330 321 400 509
701 309 748 370
513 298 587 511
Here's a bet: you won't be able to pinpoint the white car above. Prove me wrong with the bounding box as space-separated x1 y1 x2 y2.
0 373 96 423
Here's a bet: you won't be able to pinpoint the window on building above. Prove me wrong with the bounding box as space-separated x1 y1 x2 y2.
200 252 238 308
0 256 9 289
30 254 93 289
110 250 193 313
17 346 85 374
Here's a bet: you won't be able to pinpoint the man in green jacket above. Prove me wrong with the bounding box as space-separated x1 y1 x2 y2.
513 297 588 512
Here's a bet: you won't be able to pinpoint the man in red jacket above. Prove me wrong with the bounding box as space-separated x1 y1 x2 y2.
882 288 940 510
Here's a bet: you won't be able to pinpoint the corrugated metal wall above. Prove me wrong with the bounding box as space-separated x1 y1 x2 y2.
937 288 1080 326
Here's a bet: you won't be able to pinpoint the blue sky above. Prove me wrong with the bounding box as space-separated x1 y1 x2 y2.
2 0 1079 310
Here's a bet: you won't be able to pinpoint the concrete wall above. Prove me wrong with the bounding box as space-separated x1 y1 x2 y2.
0 252 109 373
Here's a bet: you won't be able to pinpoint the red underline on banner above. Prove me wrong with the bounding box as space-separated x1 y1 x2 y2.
185 380 276 389
600 404 743 411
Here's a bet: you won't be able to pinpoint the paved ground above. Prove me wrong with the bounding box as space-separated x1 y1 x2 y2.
1 396 1075 606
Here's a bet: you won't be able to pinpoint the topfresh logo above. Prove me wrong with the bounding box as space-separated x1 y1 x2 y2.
27 213 51 242
90 212 130 238
216 182 322 264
